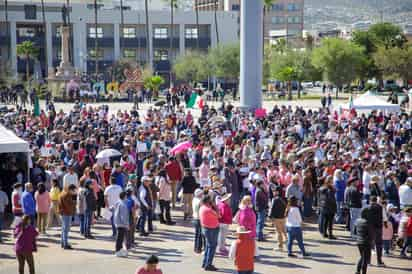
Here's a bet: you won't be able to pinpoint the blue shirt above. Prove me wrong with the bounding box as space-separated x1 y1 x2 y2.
21 191 35 216
112 172 125 188
126 197 134 211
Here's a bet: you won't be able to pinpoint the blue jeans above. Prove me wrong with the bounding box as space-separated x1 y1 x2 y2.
79 214 85 235
383 240 391 254
401 236 412 255
138 208 153 233
256 209 266 241
287 226 306 255
61 215 72 247
193 219 204 252
202 227 219 268
303 196 313 218
335 201 344 224
84 210 93 236
349 208 361 238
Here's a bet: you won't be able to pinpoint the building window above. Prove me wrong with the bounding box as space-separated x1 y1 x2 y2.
88 27 103 38
154 49 168 61
287 3 300 11
88 49 104 59
123 49 136 58
288 16 301 24
18 28 36 37
185 28 198 39
154 28 168 39
231 4 240 11
271 17 285 24
272 3 284 11
123 27 136 38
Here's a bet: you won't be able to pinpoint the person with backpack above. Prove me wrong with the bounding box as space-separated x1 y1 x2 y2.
269 186 287 251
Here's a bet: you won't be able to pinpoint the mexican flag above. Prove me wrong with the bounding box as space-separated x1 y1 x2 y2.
186 92 204 109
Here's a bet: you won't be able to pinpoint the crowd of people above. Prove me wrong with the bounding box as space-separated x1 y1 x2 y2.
0 90 412 274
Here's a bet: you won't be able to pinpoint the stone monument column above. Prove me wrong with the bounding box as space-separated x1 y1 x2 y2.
239 0 263 110
56 25 75 77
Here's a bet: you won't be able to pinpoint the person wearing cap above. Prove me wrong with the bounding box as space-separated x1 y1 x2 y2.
135 255 163 274
269 186 287 251
228 226 255 274
217 193 233 255
192 189 205 254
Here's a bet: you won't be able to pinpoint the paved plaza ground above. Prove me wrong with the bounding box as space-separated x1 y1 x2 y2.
0 209 411 274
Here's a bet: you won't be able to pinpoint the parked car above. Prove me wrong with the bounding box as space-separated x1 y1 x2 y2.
301 81 314 89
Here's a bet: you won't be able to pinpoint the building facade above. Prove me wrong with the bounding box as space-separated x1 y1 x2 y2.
0 1 238 82
194 0 304 43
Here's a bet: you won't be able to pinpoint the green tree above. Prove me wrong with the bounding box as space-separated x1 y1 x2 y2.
144 75 165 98
368 22 407 49
173 51 210 85
209 44 240 83
374 46 412 86
16 41 39 81
312 38 366 98
270 49 321 99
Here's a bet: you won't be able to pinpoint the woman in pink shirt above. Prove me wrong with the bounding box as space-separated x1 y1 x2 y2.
136 255 162 274
235 195 256 239
199 195 220 271
34 183 50 234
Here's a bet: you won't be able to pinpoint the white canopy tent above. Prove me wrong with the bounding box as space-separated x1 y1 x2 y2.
0 124 29 153
338 91 401 113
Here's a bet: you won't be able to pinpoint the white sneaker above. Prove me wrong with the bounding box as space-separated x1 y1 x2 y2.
115 251 123 257
120 249 128 257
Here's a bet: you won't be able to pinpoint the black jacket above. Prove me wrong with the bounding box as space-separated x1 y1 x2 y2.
255 187 268 211
85 188 97 211
269 196 287 219
318 186 337 214
181 175 199 194
355 218 370 246
366 203 383 229
345 186 362 209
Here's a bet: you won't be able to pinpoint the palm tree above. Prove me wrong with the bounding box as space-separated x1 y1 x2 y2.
195 0 200 50
214 0 219 44
144 0 150 69
17 41 39 81
166 0 179 87
93 0 99 75
119 0 124 58
40 0 47 74
263 0 274 54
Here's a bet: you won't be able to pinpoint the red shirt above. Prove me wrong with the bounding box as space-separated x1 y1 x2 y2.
165 161 182 181
407 216 412 237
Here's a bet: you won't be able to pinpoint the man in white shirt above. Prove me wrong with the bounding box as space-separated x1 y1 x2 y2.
399 178 412 209
104 178 123 237
62 165 79 189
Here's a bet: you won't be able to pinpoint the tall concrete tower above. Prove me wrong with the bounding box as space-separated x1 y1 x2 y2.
239 0 263 110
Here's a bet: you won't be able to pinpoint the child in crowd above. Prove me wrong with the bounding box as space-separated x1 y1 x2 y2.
136 255 163 274
382 216 394 256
